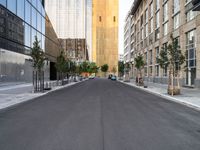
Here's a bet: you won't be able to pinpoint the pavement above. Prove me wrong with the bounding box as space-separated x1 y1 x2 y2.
0 78 200 150
120 79 200 111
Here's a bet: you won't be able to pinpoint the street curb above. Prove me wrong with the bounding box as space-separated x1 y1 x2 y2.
0 79 88 112
119 81 200 112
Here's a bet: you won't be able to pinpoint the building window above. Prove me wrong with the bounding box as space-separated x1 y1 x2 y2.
32 8 37 29
163 22 168 36
99 16 102 22
7 0 17 14
145 24 148 38
17 0 25 20
149 66 153 76
155 28 160 41
113 16 116 22
186 30 196 68
156 0 160 10
156 11 160 28
0 0 6 7
173 13 179 30
186 10 196 22
150 2 153 18
25 1 31 24
145 9 148 23
155 65 159 76
150 18 153 33
149 50 153 65
173 0 180 14
163 2 168 22
163 43 168 76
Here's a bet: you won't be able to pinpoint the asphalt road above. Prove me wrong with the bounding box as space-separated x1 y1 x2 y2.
0 79 200 150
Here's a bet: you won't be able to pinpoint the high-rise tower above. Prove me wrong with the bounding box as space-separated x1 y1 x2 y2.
92 0 119 75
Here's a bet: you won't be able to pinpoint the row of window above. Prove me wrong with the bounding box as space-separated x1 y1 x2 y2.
0 0 45 34
131 0 197 45
130 29 196 77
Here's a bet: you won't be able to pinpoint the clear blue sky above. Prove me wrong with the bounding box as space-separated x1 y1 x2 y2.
119 0 134 54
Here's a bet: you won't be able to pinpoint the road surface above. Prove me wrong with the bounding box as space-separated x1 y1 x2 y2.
0 79 200 150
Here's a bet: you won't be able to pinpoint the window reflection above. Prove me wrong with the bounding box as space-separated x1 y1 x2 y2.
7 0 17 14
17 0 25 20
0 0 6 7
25 1 31 24
31 28 36 48
42 17 45 35
32 7 37 29
37 31 42 47
25 23 31 47
32 0 37 8
37 12 42 32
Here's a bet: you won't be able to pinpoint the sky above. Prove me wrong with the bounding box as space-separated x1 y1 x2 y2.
119 0 134 55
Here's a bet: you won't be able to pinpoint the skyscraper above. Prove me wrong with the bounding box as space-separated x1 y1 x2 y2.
92 0 119 75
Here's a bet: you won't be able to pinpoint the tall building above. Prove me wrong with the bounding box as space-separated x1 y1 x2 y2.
0 0 61 82
92 0 119 75
124 0 200 88
45 0 92 61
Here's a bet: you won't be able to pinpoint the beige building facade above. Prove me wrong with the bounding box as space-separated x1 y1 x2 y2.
124 0 200 88
92 0 119 75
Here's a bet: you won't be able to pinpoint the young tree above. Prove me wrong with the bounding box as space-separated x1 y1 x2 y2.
31 36 46 92
134 54 145 86
55 50 67 83
88 62 99 74
118 61 124 79
157 34 185 95
101 64 109 77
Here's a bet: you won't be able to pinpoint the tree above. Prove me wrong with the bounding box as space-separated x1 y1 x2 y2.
118 61 124 78
101 64 109 77
88 62 99 74
55 50 67 83
31 36 46 92
134 54 145 86
157 34 185 95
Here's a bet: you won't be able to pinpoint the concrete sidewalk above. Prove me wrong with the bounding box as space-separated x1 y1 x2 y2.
120 79 200 111
0 80 87 110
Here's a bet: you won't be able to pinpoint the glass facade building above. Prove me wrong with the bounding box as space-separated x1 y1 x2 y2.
0 0 60 82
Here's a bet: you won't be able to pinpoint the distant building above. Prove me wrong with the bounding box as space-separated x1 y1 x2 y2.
119 54 124 62
124 0 200 88
59 39 89 62
45 0 92 61
92 0 119 75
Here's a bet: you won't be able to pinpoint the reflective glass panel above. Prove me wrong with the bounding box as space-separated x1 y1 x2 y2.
32 0 36 8
25 1 31 24
37 31 41 47
17 0 25 19
37 12 41 32
41 16 45 35
31 28 36 48
0 0 6 7
37 0 42 12
32 7 37 29
7 0 17 14
25 23 31 47
41 34 45 50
